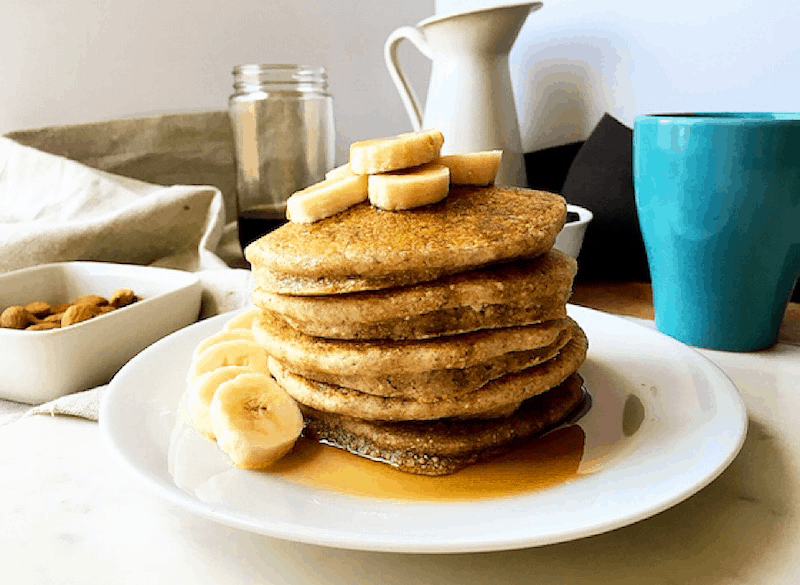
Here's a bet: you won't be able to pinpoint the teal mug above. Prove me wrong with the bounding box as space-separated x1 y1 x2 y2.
633 113 800 351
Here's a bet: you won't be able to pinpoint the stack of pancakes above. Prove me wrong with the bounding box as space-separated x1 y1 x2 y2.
246 185 588 475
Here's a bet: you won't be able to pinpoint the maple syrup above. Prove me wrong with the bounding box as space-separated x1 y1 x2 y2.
268 393 591 502
237 207 286 251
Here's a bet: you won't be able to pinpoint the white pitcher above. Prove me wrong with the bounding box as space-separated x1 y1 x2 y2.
384 1 541 187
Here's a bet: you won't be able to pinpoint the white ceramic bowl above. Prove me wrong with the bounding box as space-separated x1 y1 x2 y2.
0 262 201 405
554 204 593 259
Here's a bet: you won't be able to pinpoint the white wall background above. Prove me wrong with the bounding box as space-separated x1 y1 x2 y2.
513 0 800 151
2 0 799 162
0 0 434 164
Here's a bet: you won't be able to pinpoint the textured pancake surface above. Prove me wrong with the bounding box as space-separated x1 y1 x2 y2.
282 326 572 400
246 185 567 295
253 310 569 376
269 321 588 421
252 249 576 340
301 374 586 476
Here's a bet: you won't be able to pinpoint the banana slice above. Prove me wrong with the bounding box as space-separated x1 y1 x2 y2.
438 150 503 185
325 162 354 181
210 372 305 469
350 129 445 175
187 339 269 385
368 163 450 210
286 174 368 224
223 308 261 332
187 365 252 440
192 329 256 361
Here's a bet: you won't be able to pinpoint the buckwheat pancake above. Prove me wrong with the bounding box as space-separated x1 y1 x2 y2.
252 249 576 341
282 326 572 401
300 373 587 476
246 185 567 295
269 322 587 421
252 310 569 377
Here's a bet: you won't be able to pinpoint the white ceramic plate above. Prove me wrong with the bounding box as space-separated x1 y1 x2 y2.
100 305 747 554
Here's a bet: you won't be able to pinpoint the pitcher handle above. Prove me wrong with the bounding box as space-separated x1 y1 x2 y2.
384 25 432 132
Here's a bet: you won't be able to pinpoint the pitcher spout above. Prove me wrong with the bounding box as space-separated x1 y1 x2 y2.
422 2 541 54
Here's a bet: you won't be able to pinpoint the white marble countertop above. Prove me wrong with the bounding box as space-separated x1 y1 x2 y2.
3 318 800 585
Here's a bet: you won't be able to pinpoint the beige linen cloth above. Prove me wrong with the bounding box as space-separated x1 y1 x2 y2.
0 113 255 425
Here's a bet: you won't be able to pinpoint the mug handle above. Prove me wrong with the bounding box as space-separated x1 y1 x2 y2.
384 25 433 132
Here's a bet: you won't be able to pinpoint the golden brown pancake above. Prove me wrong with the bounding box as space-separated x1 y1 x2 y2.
281 326 573 401
246 185 567 295
301 374 587 476
269 323 587 421
252 310 570 377
252 249 576 340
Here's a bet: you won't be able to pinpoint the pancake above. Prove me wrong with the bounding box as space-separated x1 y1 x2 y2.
246 185 567 295
252 249 576 340
300 373 587 476
282 325 573 401
252 310 569 377
269 322 588 421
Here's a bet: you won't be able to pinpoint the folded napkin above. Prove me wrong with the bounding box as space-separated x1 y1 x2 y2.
0 136 255 425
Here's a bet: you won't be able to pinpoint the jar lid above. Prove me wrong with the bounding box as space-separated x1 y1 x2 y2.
232 64 328 92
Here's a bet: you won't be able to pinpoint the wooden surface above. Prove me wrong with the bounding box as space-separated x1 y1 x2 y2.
571 281 800 347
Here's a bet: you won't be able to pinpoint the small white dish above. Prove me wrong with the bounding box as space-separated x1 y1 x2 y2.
554 204 593 259
0 261 201 404
100 305 746 554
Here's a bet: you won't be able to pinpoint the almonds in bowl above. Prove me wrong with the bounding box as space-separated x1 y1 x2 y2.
0 261 201 404
1 289 141 331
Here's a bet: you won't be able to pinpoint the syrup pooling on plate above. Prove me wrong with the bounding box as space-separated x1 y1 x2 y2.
267 389 591 501
269 427 584 501
169 384 592 502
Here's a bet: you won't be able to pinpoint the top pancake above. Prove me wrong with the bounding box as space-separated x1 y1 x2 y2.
252 249 577 340
246 185 567 295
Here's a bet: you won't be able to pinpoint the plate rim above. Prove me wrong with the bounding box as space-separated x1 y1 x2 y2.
99 305 748 554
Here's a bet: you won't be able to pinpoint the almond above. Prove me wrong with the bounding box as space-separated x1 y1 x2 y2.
1 306 35 329
61 304 102 327
71 294 108 307
25 301 52 318
27 321 61 331
109 289 136 308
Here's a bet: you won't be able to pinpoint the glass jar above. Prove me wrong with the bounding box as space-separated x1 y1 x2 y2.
229 64 335 252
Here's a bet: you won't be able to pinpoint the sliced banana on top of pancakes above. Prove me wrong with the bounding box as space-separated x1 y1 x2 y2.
349 128 444 174
284 128 503 223
367 162 450 211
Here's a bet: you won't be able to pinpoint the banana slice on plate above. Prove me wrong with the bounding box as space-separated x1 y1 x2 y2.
192 329 256 361
368 162 450 210
187 339 269 384
286 173 368 224
438 150 502 185
350 129 444 175
223 308 261 332
187 365 253 440
210 372 305 469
